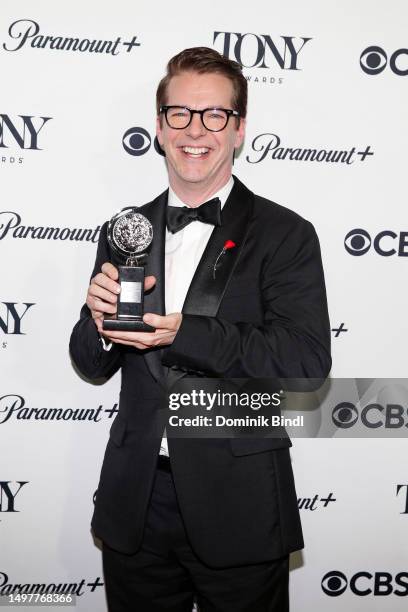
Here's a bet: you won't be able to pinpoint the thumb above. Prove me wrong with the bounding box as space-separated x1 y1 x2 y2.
144 275 156 291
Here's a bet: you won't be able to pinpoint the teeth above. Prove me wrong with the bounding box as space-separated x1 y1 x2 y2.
183 146 209 155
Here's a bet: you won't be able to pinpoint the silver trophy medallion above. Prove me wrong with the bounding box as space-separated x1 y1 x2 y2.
107 210 153 263
103 209 155 332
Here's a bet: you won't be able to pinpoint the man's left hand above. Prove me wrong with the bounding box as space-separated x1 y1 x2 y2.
95 312 182 350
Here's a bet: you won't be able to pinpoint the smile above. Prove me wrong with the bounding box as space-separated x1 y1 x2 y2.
181 146 210 157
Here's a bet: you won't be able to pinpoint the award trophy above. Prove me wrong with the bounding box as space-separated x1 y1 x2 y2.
103 209 155 332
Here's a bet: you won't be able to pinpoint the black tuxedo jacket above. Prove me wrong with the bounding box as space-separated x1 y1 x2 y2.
69 176 331 568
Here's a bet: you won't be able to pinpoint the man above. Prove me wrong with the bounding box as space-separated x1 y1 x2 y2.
70 47 331 611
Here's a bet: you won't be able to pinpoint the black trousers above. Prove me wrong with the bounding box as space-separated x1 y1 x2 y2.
102 462 289 612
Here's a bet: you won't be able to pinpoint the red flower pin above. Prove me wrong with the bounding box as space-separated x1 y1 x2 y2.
213 240 237 279
224 240 236 251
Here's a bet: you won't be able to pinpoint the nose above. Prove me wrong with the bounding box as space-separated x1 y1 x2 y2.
186 111 206 138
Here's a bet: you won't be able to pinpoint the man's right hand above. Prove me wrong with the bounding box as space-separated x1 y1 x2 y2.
86 262 156 324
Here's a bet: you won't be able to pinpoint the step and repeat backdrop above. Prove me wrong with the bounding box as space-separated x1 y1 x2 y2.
1 1 407 610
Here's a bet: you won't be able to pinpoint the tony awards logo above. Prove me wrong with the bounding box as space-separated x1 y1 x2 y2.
103 210 154 332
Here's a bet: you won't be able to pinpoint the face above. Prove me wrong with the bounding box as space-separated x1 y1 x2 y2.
156 71 245 197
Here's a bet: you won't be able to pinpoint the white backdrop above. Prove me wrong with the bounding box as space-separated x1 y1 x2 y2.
2 1 407 610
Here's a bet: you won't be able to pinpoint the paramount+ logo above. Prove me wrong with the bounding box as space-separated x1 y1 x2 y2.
344 229 408 256
321 570 408 597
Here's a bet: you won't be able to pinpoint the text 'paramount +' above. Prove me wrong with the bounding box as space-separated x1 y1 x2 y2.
3 19 141 56
0 212 100 243
246 134 373 165
0 395 119 424
0 571 104 598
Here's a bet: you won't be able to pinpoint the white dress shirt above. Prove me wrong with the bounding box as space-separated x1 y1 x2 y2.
160 177 234 455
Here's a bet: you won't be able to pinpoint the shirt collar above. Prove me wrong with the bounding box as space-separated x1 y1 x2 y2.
168 176 234 210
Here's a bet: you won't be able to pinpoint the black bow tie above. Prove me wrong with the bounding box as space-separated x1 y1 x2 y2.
166 197 222 234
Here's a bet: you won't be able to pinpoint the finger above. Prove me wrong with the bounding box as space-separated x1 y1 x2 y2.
101 262 119 281
87 295 117 315
143 312 178 330
94 317 104 332
91 272 121 296
91 310 104 321
100 329 152 348
110 339 150 349
144 275 156 291
102 329 156 344
88 283 118 305
94 318 131 346
143 313 166 328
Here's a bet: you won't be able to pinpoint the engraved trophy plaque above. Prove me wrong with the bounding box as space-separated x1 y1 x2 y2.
103 209 155 332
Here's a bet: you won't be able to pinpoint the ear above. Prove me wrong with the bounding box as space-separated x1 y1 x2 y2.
234 117 246 149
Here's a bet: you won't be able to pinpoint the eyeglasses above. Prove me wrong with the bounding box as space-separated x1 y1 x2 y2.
159 106 240 132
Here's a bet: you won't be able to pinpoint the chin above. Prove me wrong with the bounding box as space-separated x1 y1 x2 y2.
177 169 210 184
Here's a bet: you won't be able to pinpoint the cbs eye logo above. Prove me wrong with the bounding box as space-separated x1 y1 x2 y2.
332 401 408 430
122 127 151 156
332 402 359 428
322 570 408 597
321 571 348 596
360 46 408 76
344 229 371 256
344 229 408 257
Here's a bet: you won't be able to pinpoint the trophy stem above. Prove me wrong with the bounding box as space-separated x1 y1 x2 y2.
126 253 147 267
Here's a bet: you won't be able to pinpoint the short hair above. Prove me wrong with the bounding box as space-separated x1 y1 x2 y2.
156 47 247 120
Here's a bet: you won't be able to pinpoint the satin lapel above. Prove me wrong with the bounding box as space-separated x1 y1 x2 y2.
182 176 254 317
139 190 167 386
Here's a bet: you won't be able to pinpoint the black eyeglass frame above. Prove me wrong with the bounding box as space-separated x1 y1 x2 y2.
159 105 240 132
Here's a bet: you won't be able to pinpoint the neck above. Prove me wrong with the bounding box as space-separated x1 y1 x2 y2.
169 171 233 207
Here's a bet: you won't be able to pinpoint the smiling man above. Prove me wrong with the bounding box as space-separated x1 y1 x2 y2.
157 71 244 202
70 47 331 611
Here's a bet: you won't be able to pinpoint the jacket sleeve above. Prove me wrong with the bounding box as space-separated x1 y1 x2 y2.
162 219 331 383
69 221 122 380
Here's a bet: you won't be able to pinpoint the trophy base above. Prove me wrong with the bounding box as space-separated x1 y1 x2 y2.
102 317 156 332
